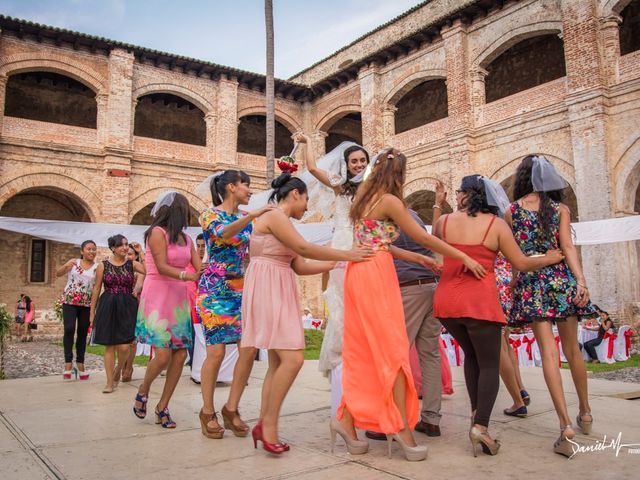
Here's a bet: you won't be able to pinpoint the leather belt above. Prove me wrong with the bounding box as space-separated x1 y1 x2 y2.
399 278 437 287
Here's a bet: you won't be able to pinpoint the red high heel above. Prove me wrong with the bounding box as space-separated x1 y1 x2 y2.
252 420 286 454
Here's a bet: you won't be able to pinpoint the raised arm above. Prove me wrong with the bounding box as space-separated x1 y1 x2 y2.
56 259 76 277
558 203 589 307
293 132 336 189
382 195 485 278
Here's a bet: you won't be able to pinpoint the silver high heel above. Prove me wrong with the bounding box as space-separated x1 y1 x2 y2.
329 418 369 455
553 425 576 458
469 427 500 457
576 412 593 435
386 432 428 461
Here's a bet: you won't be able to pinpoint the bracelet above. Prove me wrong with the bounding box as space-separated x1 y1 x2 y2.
577 283 588 289
432 205 442 210
179 271 186 281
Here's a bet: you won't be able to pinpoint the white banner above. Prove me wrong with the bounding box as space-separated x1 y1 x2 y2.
0 215 639 247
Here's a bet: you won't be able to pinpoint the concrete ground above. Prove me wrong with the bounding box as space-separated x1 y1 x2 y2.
1 361 639 480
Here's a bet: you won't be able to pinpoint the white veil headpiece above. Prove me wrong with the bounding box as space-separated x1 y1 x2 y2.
150 190 178 217
531 155 568 192
478 176 511 216
246 141 365 222
194 171 225 203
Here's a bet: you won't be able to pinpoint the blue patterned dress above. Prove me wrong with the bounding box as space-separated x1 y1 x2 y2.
509 201 596 325
196 208 252 345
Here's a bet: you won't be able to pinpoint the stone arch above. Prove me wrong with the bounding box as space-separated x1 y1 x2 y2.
237 105 301 134
614 136 640 213
404 177 453 225
315 104 362 132
0 53 106 94
601 0 635 16
133 83 213 114
382 69 448 107
473 22 564 70
0 173 100 221
129 187 208 223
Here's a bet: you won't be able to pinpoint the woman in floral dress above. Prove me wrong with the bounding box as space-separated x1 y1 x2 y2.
196 170 274 440
56 239 98 380
507 155 596 457
133 192 201 428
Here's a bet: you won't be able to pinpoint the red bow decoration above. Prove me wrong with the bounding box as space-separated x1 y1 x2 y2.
311 320 321 330
604 331 618 359
277 155 298 173
521 335 536 361
451 338 462 366
624 329 634 357
509 337 522 362
554 335 562 367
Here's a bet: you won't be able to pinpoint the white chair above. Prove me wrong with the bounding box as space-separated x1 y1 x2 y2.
519 333 537 367
614 325 633 361
594 331 617 364
441 333 464 366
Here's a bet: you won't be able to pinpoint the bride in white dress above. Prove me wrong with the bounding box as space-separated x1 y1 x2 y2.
293 133 369 416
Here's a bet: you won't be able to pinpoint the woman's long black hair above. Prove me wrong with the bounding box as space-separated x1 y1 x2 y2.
210 170 251 206
269 173 307 203
513 155 565 245
341 145 370 198
459 175 499 217
144 193 190 245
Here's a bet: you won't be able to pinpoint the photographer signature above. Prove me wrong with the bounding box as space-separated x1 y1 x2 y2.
568 433 640 459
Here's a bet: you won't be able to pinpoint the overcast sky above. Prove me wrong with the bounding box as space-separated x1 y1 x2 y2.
0 0 421 79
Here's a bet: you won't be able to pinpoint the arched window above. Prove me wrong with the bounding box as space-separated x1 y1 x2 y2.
394 79 448 134
237 115 293 157
620 0 640 55
325 112 362 152
405 190 453 225
134 93 205 145
130 202 200 227
485 35 566 103
4 71 97 128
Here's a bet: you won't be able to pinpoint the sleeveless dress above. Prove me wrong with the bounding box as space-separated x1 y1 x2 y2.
508 201 596 325
339 214 419 434
93 260 137 345
241 231 303 350
196 208 252 345
494 254 513 317
135 227 193 349
318 194 352 376
433 215 506 324
62 260 98 307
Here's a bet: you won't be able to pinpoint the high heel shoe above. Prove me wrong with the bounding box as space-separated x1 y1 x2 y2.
252 420 286 454
329 418 368 455
198 409 224 439
133 393 148 419
576 412 593 435
221 405 249 437
554 425 576 458
469 427 500 457
63 367 77 381
155 406 176 429
386 433 427 461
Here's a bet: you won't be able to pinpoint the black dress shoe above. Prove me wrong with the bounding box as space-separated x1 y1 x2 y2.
365 430 387 441
414 420 441 437
190 377 201 385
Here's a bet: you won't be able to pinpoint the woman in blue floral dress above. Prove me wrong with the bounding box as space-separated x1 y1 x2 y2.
196 170 274 440
507 155 596 458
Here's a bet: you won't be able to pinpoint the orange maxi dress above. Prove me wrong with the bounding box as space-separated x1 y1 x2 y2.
338 217 419 434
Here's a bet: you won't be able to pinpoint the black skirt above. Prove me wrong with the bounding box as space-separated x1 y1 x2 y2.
92 293 138 345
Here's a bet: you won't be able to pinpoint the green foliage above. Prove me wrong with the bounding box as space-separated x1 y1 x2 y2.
53 299 63 323
0 303 13 341
304 329 324 360
562 354 638 372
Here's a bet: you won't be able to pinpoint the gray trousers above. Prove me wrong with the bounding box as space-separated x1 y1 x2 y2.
401 283 442 426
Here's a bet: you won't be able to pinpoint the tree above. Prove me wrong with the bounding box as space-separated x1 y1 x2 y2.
265 0 275 183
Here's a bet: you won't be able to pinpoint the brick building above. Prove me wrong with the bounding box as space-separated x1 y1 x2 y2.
1 0 639 323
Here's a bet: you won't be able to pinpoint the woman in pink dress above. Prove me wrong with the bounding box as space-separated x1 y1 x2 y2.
241 172 371 455
133 192 202 428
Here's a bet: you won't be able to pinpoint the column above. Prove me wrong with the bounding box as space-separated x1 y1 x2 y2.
0 74 7 135
381 105 397 147
599 15 622 86
358 63 383 154
205 112 217 164
469 67 488 126
561 0 619 310
215 75 239 165
95 93 109 146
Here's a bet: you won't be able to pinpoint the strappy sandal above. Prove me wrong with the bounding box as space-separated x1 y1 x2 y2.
133 393 148 419
576 412 593 435
199 409 224 439
553 425 576 458
221 405 249 437
155 406 176 429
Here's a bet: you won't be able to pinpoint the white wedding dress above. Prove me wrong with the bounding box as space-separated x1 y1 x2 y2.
318 193 353 416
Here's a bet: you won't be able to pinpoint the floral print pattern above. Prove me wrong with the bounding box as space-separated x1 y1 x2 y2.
196 208 252 345
494 254 512 317
62 260 97 307
354 218 400 251
509 201 596 324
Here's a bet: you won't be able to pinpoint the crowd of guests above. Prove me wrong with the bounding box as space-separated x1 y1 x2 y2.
47 140 607 461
